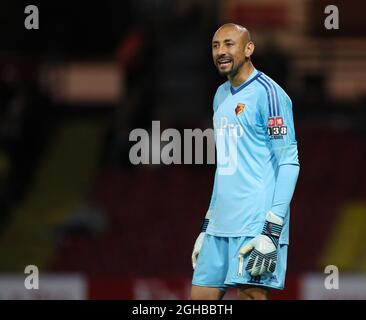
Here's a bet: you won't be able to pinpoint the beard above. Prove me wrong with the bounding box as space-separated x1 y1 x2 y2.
216 62 238 77
216 58 246 78
217 68 232 76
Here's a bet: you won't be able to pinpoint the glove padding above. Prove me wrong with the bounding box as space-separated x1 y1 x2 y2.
239 234 278 276
191 232 205 270
239 211 283 277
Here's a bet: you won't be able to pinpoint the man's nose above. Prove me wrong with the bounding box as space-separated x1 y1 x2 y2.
217 46 227 56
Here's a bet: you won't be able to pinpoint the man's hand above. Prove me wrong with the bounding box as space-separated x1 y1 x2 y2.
191 210 212 270
239 211 283 276
191 232 205 270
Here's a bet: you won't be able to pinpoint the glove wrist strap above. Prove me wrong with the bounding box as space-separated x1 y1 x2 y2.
200 218 209 232
200 209 212 232
261 212 283 248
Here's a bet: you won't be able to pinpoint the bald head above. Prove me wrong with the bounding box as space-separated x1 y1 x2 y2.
214 23 251 46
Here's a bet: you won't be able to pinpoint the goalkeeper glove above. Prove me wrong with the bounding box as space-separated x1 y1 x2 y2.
238 211 283 277
191 209 212 270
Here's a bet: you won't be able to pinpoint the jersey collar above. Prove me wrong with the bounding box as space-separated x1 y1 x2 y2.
230 69 262 95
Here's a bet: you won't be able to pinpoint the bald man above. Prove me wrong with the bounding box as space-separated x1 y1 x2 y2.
190 24 300 300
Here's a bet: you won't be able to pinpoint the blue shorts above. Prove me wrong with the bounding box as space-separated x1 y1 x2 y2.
192 234 288 291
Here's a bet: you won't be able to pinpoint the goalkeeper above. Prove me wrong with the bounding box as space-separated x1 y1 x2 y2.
191 24 300 300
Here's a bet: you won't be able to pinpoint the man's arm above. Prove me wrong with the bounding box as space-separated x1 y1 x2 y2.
208 169 217 211
191 88 220 269
191 169 217 269
271 163 299 218
266 89 300 219
240 83 299 276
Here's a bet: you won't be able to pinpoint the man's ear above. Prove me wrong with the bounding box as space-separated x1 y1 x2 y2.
245 41 255 58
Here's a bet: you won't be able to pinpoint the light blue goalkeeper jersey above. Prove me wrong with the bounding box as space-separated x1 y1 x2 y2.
206 68 299 244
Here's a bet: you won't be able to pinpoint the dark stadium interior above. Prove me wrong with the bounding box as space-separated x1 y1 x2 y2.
0 0 365 299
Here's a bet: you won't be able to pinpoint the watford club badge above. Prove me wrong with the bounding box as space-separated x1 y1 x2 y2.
235 103 245 116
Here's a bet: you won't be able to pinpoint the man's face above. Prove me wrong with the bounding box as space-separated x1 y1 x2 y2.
212 27 247 77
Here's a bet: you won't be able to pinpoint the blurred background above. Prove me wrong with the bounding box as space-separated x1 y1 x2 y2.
0 0 365 299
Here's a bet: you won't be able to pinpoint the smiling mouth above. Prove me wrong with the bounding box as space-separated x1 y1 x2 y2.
217 59 232 68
